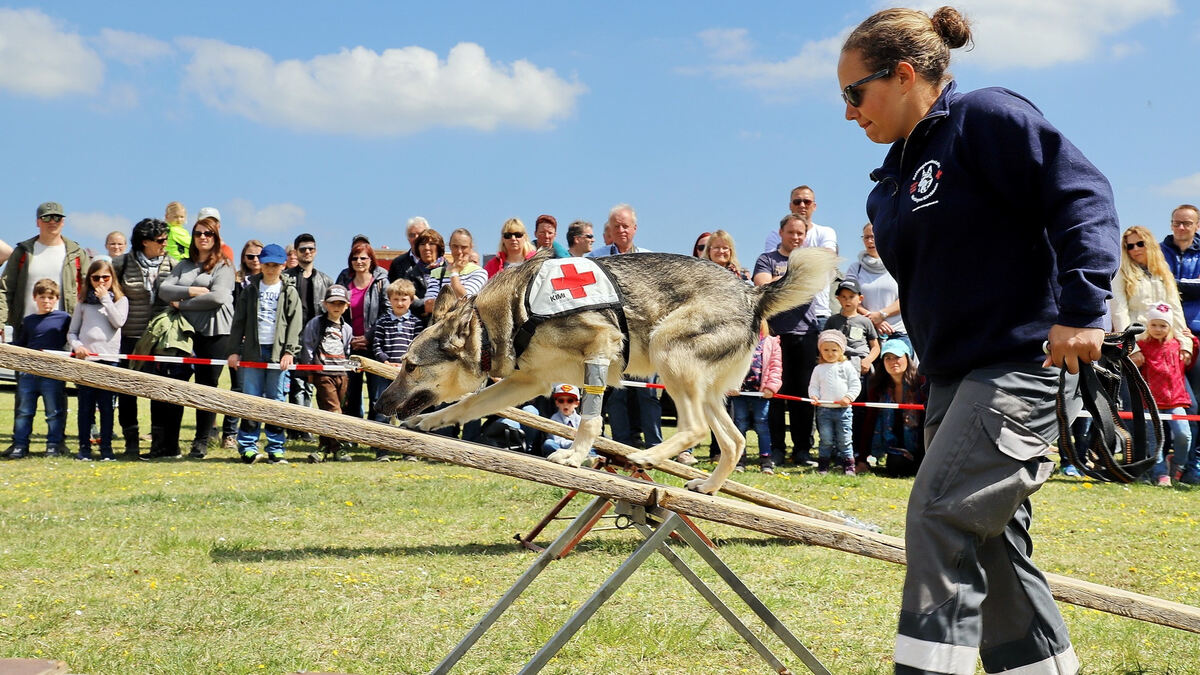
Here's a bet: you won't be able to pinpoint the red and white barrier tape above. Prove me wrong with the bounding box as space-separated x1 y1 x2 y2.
46 350 356 372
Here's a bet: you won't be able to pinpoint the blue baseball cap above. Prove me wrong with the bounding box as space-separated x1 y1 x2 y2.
259 243 287 265
880 340 911 358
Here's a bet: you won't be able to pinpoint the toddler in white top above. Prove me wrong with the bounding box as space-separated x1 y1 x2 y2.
809 329 861 475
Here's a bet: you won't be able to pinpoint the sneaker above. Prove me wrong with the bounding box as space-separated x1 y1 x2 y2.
676 451 698 466
6 445 28 460
335 449 353 462
762 465 775 475
1061 464 1082 477
760 455 775 475
241 452 261 465
734 464 745 473
844 467 857 476
403 454 419 462
188 449 207 460
1181 471 1200 486
267 455 288 465
307 452 325 464
222 435 237 450
374 449 392 462
98 456 116 462
1156 475 1171 487
298 432 316 443
46 443 69 458
74 453 93 461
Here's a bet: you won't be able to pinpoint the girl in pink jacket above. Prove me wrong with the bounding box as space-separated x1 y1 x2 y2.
731 321 783 474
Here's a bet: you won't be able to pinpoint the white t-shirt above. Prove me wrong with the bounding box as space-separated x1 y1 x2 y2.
22 241 67 316
257 281 282 346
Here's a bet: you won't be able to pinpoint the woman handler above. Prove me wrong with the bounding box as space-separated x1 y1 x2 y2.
838 7 1119 674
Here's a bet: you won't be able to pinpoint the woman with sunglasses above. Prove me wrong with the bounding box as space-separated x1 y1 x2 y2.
157 216 235 459
1113 226 1191 350
838 7 1119 673
112 218 176 458
334 241 390 429
482 218 535 278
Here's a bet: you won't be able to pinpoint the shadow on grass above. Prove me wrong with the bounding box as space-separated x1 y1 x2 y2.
209 533 801 563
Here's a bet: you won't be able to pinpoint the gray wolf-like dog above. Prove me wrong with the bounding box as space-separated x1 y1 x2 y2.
375 248 837 494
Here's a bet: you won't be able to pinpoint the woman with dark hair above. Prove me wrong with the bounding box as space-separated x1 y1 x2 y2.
853 340 926 477
112 218 175 458
157 216 236 459
691 231 711 258
336 241 390 426
839 6 1119 671
412 229 445 317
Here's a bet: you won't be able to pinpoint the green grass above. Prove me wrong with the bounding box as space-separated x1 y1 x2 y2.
2 384 1200 674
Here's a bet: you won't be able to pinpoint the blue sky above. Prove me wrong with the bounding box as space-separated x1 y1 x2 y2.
1 1 1196 266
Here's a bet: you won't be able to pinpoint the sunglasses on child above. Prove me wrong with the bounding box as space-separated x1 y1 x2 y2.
90 274 111 282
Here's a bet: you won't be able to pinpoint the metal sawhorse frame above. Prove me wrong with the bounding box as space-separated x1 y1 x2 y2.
432 495 830 674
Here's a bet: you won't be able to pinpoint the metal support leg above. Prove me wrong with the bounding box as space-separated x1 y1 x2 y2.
517 508 680 674
655 506 830 675
430 496 611 675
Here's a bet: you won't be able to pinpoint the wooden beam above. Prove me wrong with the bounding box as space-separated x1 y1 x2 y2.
3 344 1199 634
353 355 853 527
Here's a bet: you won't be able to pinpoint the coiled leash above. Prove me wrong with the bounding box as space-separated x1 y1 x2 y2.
1055 324 1162 483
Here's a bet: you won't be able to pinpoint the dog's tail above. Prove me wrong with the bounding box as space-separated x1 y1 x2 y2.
753 247 841 322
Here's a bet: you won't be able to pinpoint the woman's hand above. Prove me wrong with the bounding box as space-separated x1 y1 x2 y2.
170 300 181 309
1042 325 1104 374
279 353 294 371
72 345 90 359
860 358 874 375
839 395 854 406
350 335 367 350
188 286 210 298
227 354 240 369
1130 351 1145 368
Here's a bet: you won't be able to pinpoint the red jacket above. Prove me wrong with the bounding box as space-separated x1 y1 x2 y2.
1137 336 1192 409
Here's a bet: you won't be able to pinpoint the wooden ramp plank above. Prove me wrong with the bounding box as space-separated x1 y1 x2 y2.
2 344 1198 634
0 659 70 675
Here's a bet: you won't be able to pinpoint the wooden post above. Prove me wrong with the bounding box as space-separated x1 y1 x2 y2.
3 344 1199 634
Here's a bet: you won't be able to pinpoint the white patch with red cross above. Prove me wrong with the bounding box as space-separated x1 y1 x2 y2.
527 258 621 317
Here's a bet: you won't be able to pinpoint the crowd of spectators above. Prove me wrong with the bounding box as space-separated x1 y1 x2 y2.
2 196 1197 483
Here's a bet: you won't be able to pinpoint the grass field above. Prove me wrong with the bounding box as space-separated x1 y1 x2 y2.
2 383 1200 674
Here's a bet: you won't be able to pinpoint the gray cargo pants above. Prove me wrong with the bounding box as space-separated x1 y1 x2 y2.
894 364 1080 674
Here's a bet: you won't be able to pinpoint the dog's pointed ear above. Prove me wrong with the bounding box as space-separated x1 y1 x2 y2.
442 302 476 352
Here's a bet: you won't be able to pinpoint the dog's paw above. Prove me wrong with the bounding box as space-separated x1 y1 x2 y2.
547 448 585 467
685 477 720 495
400 413 440 432
626 449 657 468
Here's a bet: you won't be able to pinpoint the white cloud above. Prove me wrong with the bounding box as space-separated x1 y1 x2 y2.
68 212 131 241
180 39 587 136
95 28 170 66
1155 172 1200 197
694 1 1173 93
941 0 1176 69
697 28 754 62
225 199 306 233
0 8 104 97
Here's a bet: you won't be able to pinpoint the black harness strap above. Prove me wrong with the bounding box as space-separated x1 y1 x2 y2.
1056 324 1161 483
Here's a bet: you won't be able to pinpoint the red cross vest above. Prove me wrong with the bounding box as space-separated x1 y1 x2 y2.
513 257 627 363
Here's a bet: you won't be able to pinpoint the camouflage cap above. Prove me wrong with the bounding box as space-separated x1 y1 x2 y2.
37 202 64 218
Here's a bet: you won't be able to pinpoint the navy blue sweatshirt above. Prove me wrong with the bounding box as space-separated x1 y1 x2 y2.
867 81 1120 380
16 310 71 350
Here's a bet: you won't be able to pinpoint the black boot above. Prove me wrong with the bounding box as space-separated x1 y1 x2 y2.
122 426 141 459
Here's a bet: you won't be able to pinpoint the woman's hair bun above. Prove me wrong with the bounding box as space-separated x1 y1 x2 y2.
931 6 972 50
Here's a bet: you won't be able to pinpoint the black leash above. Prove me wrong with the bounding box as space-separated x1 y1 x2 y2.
1056 324 1162 483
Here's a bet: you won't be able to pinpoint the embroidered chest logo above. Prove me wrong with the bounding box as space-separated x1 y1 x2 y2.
550 264 596 299
909 159 943 208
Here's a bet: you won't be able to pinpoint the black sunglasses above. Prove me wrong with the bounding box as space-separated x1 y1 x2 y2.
503 232 524 239
841 67 891 107
193 230 215 238
791 198 814 206
244 253 259 259
1125 240 1146 251
297 246 316 252
39 215 64 223
153 237 169 244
